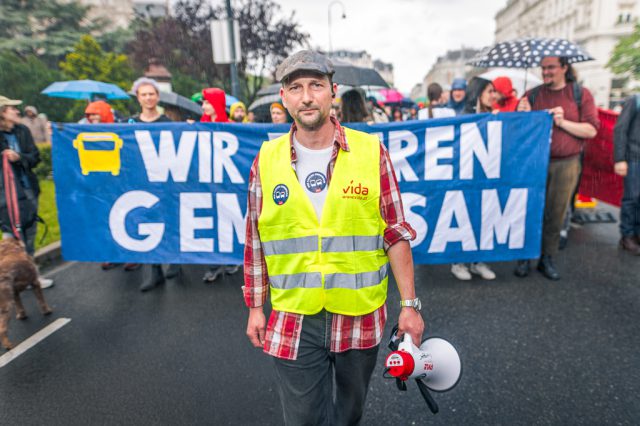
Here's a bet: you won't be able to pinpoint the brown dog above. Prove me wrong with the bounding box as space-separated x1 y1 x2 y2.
0 238 52 350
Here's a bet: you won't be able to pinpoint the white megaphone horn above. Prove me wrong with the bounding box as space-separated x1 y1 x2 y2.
384 325 462 414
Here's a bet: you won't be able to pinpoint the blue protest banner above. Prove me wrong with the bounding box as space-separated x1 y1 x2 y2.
52 111 551 264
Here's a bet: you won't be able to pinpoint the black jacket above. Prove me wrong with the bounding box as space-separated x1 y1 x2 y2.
613 95 640 162
0 123 41 196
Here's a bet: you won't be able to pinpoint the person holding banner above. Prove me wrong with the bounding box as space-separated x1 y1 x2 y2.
244 50 424 425
270 102 288 124
516 56 599 280
129 77 180 291
449 77 498 281
200 88 242 283
614 93 640 255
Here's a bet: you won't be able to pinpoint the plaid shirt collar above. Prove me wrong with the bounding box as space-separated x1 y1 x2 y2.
288 116 349 164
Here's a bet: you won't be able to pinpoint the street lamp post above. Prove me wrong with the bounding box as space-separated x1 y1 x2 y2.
327 1 346 54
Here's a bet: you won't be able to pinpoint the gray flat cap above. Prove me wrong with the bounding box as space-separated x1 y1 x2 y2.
275 50 335 83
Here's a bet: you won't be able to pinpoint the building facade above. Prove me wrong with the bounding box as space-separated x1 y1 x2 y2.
417 48 481 99
495 0 640 107
327 50 395 86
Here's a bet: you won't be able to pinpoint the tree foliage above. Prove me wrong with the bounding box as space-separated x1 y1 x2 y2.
607 24 640 79
0 0 96 65
232 0 310 103
0 52 75 122
59 35 137 120
127 0 309 103
60 35 134 89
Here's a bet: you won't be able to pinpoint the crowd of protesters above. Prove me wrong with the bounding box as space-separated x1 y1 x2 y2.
0 52 638 299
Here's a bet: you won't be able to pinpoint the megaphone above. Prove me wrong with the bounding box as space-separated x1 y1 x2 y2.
384 325 462 414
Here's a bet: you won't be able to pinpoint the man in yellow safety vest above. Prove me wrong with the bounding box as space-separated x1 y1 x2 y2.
243 50 424 425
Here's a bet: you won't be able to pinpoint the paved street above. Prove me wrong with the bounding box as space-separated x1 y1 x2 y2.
1 217 638 425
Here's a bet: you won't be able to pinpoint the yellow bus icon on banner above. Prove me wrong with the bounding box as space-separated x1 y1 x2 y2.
72 132 123 176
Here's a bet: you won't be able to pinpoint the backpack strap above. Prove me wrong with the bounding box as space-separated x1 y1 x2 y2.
527 85 542 108
573 82 582 119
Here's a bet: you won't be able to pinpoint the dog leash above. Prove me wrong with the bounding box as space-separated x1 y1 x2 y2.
2 150 23 241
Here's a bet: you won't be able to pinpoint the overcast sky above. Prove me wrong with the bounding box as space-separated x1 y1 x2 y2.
272 0 508 93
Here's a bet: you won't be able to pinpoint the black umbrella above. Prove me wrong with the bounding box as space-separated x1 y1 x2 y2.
333 64 389 88
158 91 203 117
258 63 389 91
468 37 594 69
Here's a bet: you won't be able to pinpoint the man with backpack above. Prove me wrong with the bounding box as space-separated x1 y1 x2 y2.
614 93 640 255
515 56 599 280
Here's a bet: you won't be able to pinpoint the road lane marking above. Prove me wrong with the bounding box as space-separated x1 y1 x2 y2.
0 318 71 368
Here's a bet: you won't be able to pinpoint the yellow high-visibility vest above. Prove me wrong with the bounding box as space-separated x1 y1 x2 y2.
258 127 389 316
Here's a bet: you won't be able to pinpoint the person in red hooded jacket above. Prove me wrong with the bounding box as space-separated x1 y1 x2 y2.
201 88 229 123
199 88 241 282
492 76 519 113
84 101 114 124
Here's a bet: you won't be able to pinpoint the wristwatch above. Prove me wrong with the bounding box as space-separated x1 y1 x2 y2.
400 297 422 311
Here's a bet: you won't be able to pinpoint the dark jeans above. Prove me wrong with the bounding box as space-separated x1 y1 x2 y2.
620 160 640 237
2 188 38 256
542 157 581 256
272 310 379 426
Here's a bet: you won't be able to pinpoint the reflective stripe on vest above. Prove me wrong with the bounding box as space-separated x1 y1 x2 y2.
263 235 383 256
262 236 318 256
324 263 389 289
270 272 322 289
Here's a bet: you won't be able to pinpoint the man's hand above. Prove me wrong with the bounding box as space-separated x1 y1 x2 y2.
246 307 266 348
614 161 628 177
398 307 424 347
549 106 565 128
4 149 20 163
517 97 531 112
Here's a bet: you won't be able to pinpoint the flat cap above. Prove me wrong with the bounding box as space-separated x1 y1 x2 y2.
275 50 335 83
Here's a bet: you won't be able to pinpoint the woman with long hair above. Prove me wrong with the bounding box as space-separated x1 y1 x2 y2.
340 89 371 123
450 77 499 282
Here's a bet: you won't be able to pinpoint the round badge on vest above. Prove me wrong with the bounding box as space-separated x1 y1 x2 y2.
273 184 289 205
305 172 327 193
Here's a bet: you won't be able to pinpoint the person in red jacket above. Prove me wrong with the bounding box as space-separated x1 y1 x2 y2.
201 88 228 123
492 76 519 112
199 88 241 283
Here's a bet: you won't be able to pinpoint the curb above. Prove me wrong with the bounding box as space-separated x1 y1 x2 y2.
35 241 62 268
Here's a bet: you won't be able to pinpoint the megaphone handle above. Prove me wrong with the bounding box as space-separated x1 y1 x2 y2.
416 379 439 414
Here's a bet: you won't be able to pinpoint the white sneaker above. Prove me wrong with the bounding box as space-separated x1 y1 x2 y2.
38 277 55 289
451 263 472 280
469 262 496 280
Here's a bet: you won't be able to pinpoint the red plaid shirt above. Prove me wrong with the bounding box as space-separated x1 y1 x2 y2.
243 117 415 360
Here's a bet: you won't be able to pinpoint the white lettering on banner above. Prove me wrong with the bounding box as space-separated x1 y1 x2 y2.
480 189 528 249
180 193 214 252
109 191 165 251
429 190 477 253
216 193 246 253
136 130 197 182
198 132 212 183
401 193 427 247
213 132 244 183
460 121 502 179
424 126 454 180
388 130 419 182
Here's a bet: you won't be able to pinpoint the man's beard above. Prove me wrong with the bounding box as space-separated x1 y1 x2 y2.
294 108 327 131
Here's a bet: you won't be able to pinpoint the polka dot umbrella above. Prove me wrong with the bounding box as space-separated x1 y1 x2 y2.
468 37 594 69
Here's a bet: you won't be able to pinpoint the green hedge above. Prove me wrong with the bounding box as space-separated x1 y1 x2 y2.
35 143 52 180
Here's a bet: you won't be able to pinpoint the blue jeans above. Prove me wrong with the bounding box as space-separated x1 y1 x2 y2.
620 160 640 237
271 310 379 426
